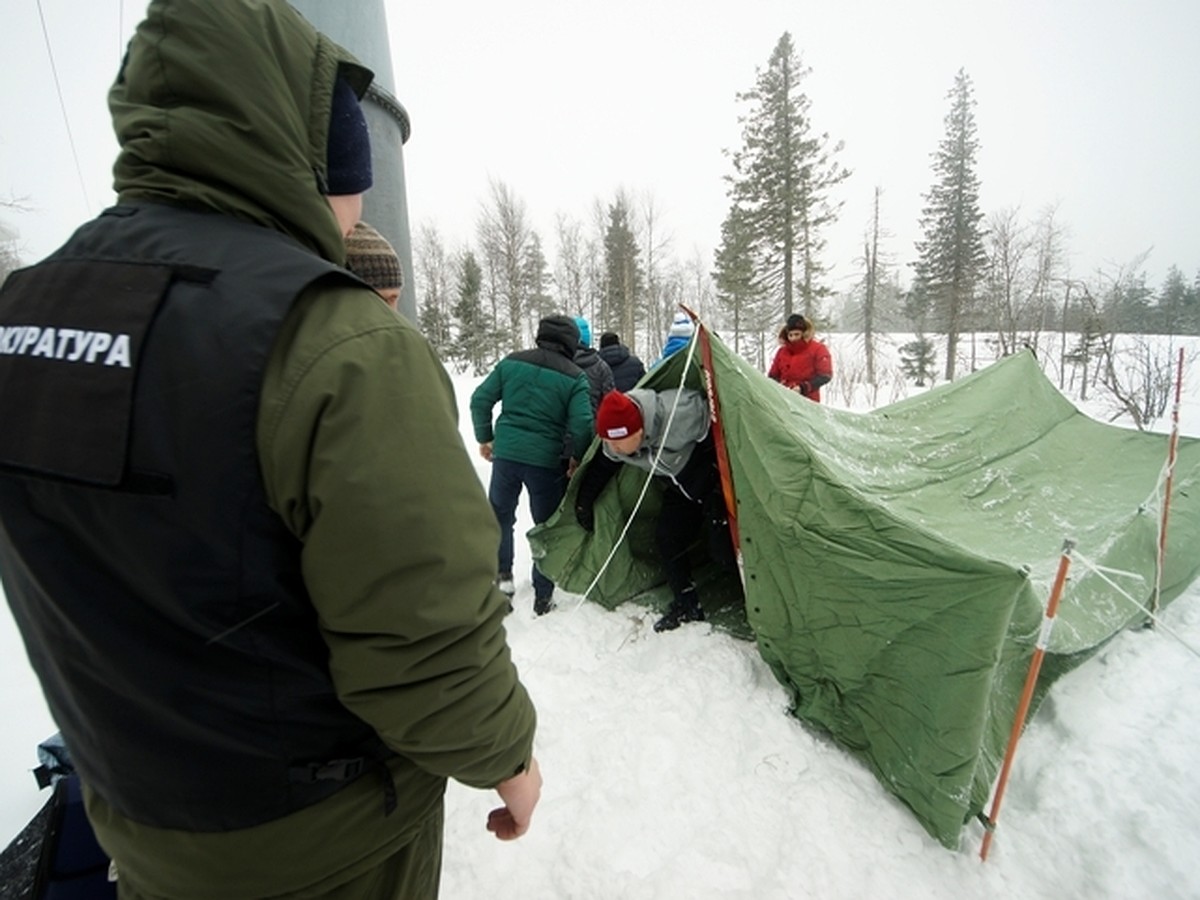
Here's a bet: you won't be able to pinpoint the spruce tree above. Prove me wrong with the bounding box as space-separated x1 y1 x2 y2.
711 202 765 356
522 233 554 325
912 68 987 381
1193 271 1200 334
1064 311 1104 401
417 299 452 358
603 198 642 343
451 251 493 375
727 32 849 320
1156 266 1200 335
1107 269 1153 334
899 337 938 387
900 287 938 387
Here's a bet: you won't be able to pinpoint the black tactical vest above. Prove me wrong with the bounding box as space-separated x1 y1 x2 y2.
0 204 394 830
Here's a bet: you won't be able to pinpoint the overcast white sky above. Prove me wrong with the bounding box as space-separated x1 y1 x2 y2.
3 0 1197 291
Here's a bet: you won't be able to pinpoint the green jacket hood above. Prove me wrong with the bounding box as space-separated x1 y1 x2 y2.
108 0 373 262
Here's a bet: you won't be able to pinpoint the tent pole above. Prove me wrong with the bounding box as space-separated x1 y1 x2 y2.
679 305 744 574
1153 347 1185 619
979 539 1075 862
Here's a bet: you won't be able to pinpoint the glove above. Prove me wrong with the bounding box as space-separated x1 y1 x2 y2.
575 503 595 533
796 381 812 396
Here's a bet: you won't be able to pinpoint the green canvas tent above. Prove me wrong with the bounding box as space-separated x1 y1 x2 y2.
530 331 1200 848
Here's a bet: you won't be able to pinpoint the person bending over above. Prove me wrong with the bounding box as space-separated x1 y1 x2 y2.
574 389 735 632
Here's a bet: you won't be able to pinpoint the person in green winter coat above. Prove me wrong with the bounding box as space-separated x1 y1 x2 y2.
470 315 593 615
0 2 538 897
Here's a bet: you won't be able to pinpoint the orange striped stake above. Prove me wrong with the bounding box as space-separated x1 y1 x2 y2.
1153 346 1185 618
979 539 1075 861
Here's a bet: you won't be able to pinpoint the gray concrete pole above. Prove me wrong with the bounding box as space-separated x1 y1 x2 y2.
289 1 417 324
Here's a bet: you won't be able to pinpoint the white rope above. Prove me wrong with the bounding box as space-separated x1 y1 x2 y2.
567 327 701 613
35 0 92 214
1071 550 1200 662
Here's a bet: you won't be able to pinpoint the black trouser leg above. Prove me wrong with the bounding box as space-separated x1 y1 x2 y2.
656 487 704 599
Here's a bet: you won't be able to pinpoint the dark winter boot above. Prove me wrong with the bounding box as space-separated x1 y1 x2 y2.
534 593 556 616
653 588 704 632
496 573 515 597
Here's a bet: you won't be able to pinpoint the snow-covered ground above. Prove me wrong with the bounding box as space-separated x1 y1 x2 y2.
2 334 1198 898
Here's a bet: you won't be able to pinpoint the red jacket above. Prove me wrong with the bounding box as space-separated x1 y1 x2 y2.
767 338 833 402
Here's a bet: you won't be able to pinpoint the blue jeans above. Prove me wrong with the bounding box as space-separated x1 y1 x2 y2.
488 458 567 600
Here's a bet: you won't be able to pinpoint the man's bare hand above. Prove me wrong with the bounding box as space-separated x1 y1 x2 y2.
486 756 542 840
478 442 494 462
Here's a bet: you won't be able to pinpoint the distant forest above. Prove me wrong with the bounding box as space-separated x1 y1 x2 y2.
401 35 1198 382
2 35 1196 389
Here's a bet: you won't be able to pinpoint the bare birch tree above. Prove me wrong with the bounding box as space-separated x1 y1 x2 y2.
984 206 1039 354
640 190 674 350
859 186 887 385
553 213 587 319
477 178 537 350
413 222 454 356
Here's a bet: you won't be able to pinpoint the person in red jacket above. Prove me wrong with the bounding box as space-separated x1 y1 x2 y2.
767 313 833 402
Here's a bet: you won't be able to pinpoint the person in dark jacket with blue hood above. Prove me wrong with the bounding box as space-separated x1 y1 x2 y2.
572 316 615 412
471 315 593 614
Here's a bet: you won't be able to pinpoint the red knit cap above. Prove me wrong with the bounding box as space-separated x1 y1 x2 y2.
596 391 643 440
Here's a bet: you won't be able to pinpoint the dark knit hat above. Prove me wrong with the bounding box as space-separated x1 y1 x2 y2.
325 77 372 195
786 313 808 332
345 221 402 291
599 331 619 348
535 315 580 358
596 391 643 440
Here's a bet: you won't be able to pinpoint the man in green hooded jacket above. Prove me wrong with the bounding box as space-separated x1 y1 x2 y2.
0 1 538 897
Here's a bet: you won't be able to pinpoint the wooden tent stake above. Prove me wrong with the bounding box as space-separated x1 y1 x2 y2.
980 539 1075 861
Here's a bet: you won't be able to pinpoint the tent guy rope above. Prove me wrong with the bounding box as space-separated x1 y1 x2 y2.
34 0 92 215
1071 550 1200 662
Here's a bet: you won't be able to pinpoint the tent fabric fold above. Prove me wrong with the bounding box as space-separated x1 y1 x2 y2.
530 333 1200 847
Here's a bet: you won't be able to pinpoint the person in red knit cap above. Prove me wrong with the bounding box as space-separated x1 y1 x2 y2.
574 388 736 631
767 313 833 401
